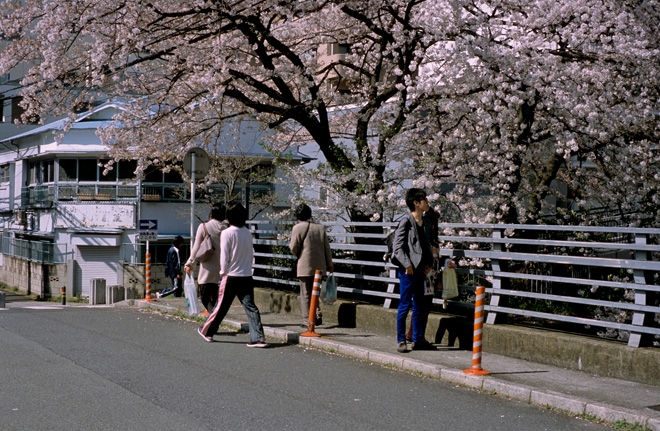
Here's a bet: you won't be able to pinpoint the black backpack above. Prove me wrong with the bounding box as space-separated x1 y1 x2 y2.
384 231 399 266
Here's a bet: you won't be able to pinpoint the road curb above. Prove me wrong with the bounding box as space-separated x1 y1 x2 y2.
258 318 660 431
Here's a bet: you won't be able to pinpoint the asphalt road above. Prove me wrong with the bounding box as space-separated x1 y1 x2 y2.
0 304 610 431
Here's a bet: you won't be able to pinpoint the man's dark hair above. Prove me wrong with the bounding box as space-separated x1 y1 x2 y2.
226 202 247 227
210 204 226 221
405 188 427 211
294 203 312 221
173 235 184 247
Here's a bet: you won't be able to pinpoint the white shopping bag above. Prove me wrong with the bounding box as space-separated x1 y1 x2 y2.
183 274 200 315
442 267 459 300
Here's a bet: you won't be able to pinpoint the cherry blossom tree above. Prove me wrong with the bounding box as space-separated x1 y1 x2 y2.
415 0 660 226
0 0 658 225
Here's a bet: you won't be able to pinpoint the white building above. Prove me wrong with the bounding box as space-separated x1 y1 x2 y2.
0 101 308 298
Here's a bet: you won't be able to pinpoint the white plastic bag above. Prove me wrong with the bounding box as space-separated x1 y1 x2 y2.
321 273 337 306
183 274 200 315
442 267 459 300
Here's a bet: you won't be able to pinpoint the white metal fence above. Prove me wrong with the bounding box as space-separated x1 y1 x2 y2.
1 235 71 264
248 221 660 348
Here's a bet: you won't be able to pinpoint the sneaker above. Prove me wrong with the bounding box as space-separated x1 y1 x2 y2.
397 341 408 353
197 327 213 342
247 340 269 348
156 292 162 299
411 340 437 351
315 315 323 326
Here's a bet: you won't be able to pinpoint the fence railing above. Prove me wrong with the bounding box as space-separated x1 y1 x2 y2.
1 235 71 264
247 221 660 348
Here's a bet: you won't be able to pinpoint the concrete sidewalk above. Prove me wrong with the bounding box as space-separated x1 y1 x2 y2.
122 291 660 431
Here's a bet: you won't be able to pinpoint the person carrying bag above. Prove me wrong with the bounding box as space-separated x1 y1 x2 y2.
184 204 227 314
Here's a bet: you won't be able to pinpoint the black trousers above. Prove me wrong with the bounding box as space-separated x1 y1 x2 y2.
199 282 218 312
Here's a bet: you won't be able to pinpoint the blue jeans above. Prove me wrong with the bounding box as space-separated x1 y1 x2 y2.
397 269 425 343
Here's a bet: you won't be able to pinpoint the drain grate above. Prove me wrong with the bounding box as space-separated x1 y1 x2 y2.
647 404 660 412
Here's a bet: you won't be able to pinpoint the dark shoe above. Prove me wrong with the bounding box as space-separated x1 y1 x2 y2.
197 327 213 342
315 315 323 326
397 341 408 353
412 340 437 351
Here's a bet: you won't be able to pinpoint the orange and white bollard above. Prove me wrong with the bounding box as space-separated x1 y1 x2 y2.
142 251 156 302
463 285 490 375
300 270 323 337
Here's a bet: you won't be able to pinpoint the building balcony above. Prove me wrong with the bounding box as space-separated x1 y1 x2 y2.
19 183 240 208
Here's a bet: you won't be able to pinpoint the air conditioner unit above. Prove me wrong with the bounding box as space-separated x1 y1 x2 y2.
14 209 27 225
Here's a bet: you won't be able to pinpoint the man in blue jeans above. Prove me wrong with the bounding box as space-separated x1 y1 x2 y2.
391 188 435 352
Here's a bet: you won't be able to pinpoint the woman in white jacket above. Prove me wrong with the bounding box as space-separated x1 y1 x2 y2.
184 204 227 313
197 202 267 347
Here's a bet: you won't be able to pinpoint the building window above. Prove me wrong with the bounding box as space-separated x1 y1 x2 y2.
27 161 39 185
319 187 335 209
99 159 117 182
118 160 137 181
0 164 9 182
59 159 77 181
144 167 163 183
78 159 97 182
144 165 183 183
45 160 55 182
326 43 351 56
163 169 182 183
57 158 138 183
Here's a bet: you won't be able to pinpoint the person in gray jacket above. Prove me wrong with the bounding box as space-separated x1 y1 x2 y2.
289 204 334 326
392 188 435 352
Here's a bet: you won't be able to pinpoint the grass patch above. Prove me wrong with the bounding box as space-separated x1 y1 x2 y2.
141 306 207 323
45 295 87 303
576 413 599 422
612 420 650 431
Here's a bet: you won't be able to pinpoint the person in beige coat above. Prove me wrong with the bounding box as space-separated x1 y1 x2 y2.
184 204 227 313
289 204 334 326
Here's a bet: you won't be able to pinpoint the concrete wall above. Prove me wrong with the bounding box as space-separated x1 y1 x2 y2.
0 254 67 298
0 256 177 300
121 264 177 298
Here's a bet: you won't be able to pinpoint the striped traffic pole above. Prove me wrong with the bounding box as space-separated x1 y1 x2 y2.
142 244 156 302
463 285 490 375
300 270 323 337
